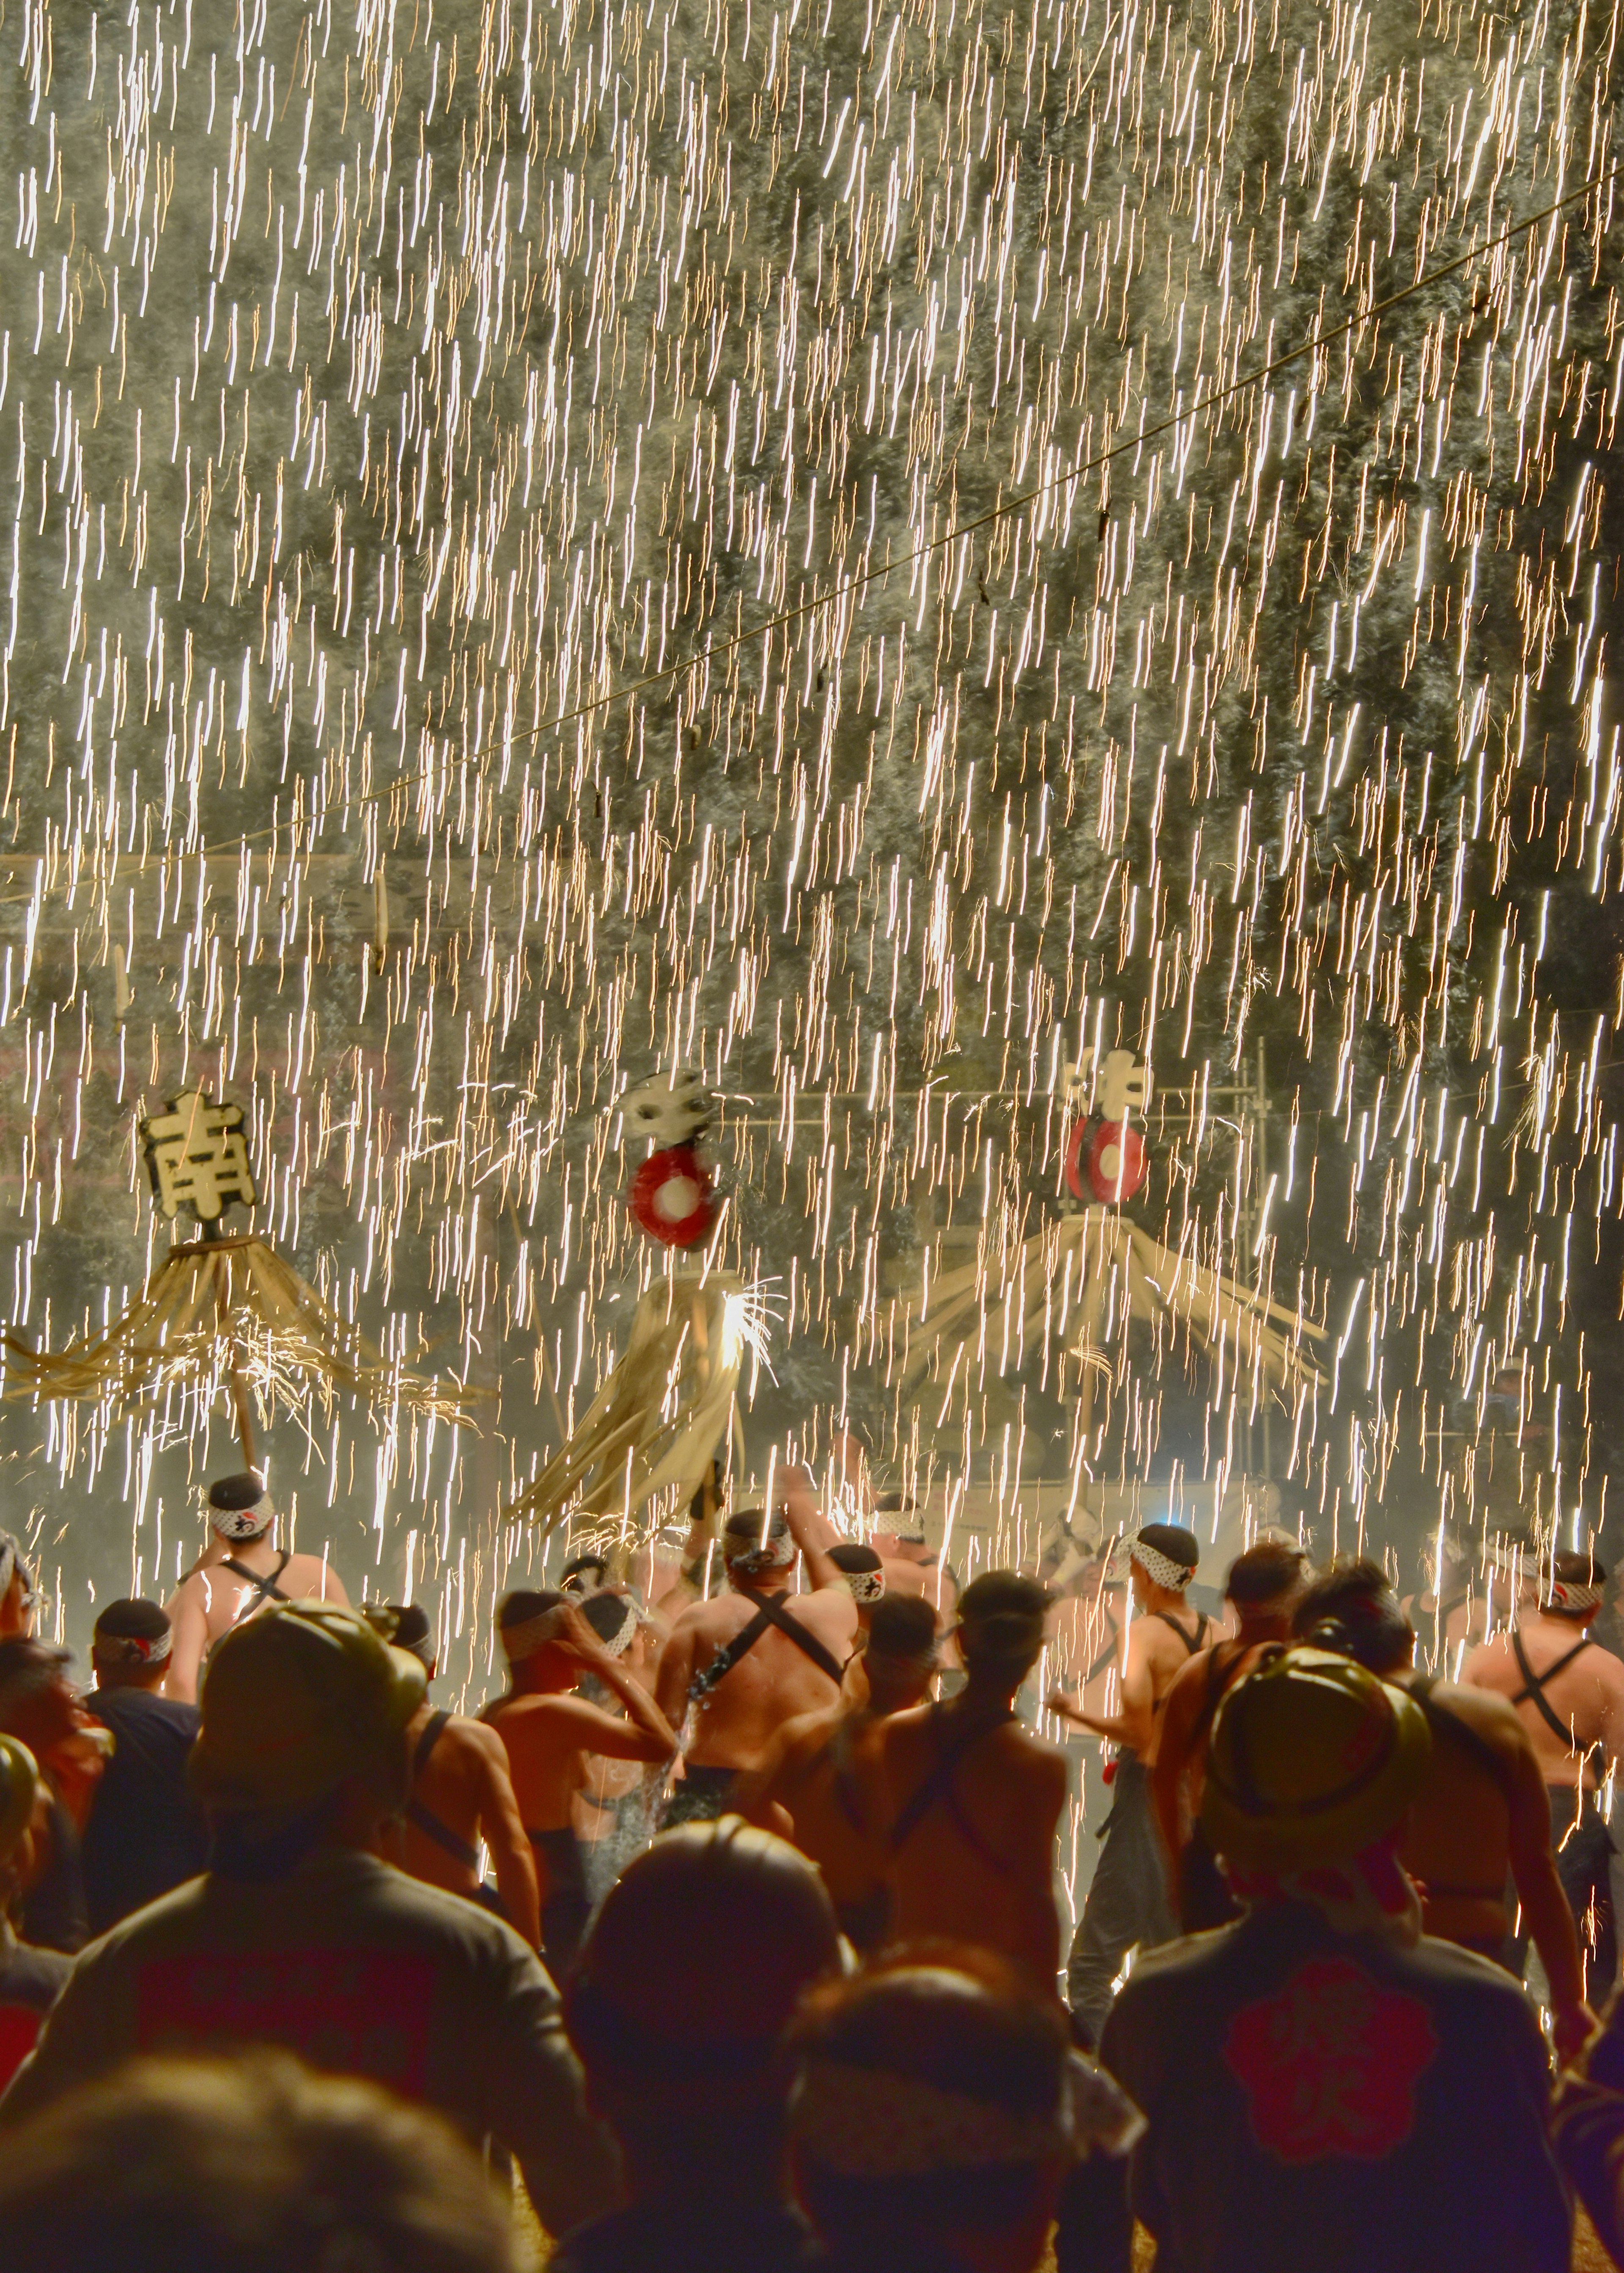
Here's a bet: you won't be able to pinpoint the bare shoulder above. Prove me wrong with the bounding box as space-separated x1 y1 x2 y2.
449 1713 510 1764
1005 1721 1069 1775
1435 1680 1529 1741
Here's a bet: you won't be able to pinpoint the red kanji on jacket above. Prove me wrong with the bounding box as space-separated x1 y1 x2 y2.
1223 1954 1439 2165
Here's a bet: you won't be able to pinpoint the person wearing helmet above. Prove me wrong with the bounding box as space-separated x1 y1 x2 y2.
735 1592 941 1952
1048 1522 1218 2045
554 1818 842 2273
654 1465 858 1826
363 1604 540 1950
1295 1559 1591 2059
483 1590 679 1981
80 1601 208 1938
1094 1645 1571 2273
0 1602 620 2241
0 1736 69 2092
162 1472 351 1704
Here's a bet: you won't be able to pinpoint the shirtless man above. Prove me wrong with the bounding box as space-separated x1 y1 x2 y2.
1302 1557 1592 2052
1463 1548 1624 1999
655 1469 858 1825
867 1571 1067 1998
1047 1523 1217 2047
483 1590 678 1981
1151 1539 1306 1930
365 1602 540 1948
870 1495 958 1620
736 1592 939 1951
163 1474 349 1704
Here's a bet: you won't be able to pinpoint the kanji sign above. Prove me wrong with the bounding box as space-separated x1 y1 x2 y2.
141 1091 258 1226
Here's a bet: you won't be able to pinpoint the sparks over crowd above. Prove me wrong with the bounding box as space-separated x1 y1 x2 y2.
3 1467 1624 2272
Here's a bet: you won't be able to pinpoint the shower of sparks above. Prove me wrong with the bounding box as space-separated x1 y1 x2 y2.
0 0 1617 1696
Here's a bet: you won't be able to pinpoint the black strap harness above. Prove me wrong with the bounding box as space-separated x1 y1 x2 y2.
405 1708 480 1873
888 1703 1018 1873
221 1550 292 1611
689 1590 845 1705
1510 1628 1597 1755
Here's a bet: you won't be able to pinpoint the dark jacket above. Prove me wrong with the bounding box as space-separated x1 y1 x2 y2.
1100 1897 1569 2273
82 1688 208 1936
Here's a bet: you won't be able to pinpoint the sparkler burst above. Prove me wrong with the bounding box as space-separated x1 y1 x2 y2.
0 0 1613 1686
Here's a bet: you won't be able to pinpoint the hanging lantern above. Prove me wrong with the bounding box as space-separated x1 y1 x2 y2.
629 1144 716 1245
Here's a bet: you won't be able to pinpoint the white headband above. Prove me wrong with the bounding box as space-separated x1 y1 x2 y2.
213 1505 274 1544
843 1568 887 1606
1106 1535 1193 1591
792 2049 1141 2177
725 1522 797 1575
1546 1579 1603 1617
501 1605 570 1659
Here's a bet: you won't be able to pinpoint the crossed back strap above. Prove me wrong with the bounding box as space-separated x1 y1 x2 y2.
1152 1609 1210 1657
222 1550 292 1612
888 1703 1018 1872
405 1709 479 1872
689 1591 845 1706
1510 1629 1597 1755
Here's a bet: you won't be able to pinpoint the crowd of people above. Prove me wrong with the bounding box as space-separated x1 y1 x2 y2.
5 1470 1624 2268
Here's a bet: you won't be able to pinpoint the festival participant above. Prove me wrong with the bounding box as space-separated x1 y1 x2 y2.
555 1818 842 2273
1303 1559 1591 2047
164 1473 350 1704
1102 1645 1572 2273
655 1469 858 1824
570 1591 671 1900
0 1737 69 2092
1047 1523 1215 2044
80 1601 207 1937
1462 1548 1624 1990
1150 1540 1306 1930
0 1602 620 2240
870 1493 957 1618
871 1572 1067 1996
483 1590 678 1980
363 1604 540 1949
826 1541 887 1628
0 2048 524 2273
736 1592 939 1950
0 1534 41 1640
789 1952 1141 2273
0 1640 100 1954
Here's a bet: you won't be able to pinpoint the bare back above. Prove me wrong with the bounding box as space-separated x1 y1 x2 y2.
874 1699 1067 1995
746 1703 886 1910
1462 1613 1624 1787
163 1536 349 1702
656 1582 858 1773
1397 1676 1533 1944
1130 1604 1221 1768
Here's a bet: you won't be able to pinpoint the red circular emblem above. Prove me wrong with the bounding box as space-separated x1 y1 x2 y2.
628 1145 715 1246
1087 1120 1147 1205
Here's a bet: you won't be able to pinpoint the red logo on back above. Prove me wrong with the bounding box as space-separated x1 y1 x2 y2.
1223 1954 1437 2165
136 1949 436 2097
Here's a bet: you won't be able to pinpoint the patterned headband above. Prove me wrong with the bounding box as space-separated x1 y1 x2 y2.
1545 1579 1603 1616
1104 1534 1193 1591
792 2048 1140 2177
94 1628 173 1667
725 1522 796 1575
500 1605 570 1659
212 1505 274 1543
843 1568 887 1605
